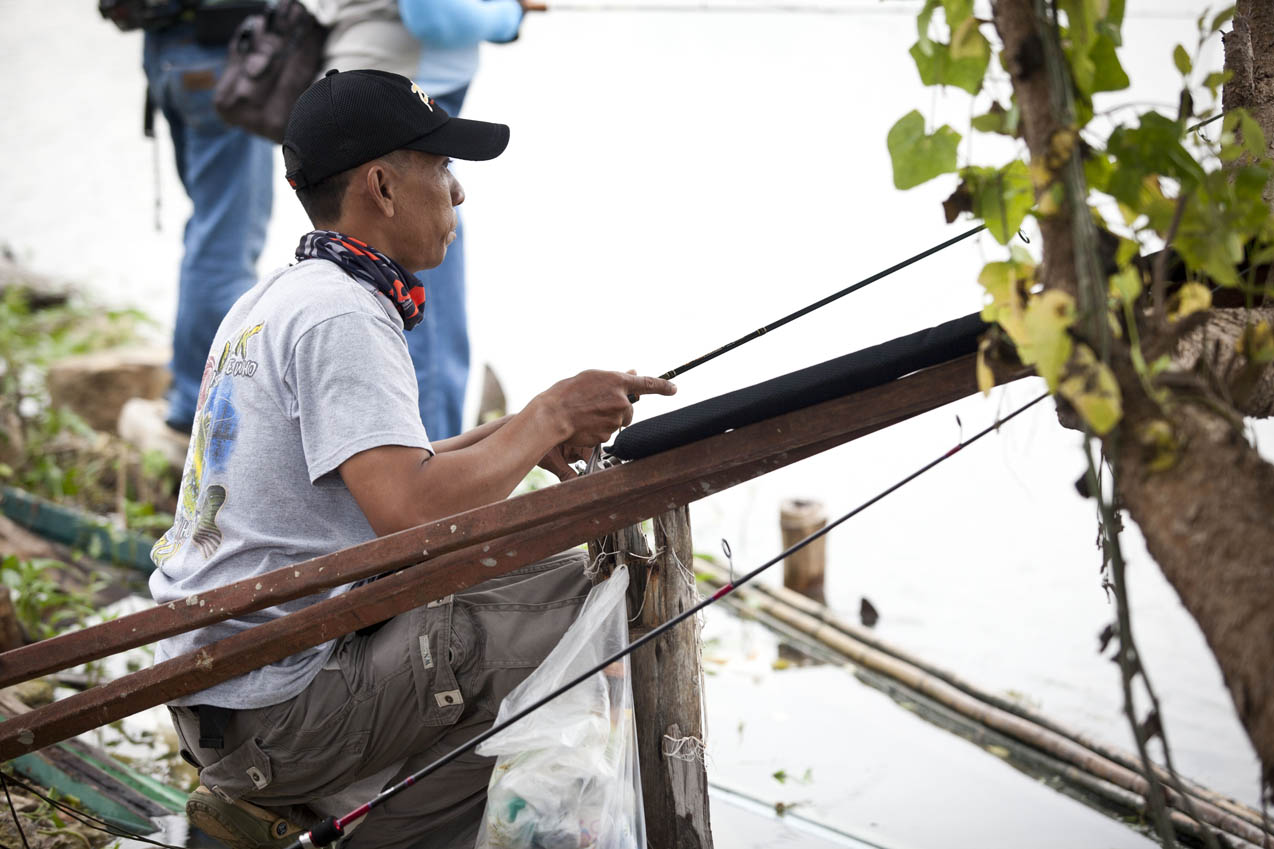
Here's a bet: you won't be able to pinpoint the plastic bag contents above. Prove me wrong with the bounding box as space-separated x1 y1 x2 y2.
475 566 644 849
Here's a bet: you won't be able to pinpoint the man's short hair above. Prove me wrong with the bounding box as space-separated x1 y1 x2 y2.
293 151 419 226
294 169 354 226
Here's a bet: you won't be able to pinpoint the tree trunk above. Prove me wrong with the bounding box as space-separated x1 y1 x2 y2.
993 0 1274 794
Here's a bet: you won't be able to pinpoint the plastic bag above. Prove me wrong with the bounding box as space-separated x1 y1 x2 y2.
475 566 645 849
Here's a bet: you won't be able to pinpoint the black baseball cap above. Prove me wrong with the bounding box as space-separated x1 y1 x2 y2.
283 69 510 190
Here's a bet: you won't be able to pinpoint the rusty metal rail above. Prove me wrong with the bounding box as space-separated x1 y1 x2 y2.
0 356 988 761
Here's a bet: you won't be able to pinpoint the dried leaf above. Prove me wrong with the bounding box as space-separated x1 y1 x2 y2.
1058 344 1122 434
1166 282 1212 322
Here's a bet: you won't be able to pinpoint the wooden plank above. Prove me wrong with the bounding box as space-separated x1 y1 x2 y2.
0 691 172 834
0 485 155 572
0 355 983 690
0 356 985 761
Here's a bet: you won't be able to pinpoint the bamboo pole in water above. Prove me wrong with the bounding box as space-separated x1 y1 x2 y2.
737 569 1268 831
696 561 1272 848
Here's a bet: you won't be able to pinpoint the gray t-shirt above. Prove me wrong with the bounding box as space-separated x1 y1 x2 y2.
149 259 433 709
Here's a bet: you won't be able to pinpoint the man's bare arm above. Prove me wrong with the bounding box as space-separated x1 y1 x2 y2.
339 370 675 536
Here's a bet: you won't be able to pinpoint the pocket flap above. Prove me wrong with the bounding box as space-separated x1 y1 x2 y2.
201 735 273 801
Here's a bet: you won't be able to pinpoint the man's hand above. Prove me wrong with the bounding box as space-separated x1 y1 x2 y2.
534 369 676 453
341 371 673 536
537 443 586 481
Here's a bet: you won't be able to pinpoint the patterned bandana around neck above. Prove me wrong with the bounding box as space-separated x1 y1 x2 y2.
295 230 425 330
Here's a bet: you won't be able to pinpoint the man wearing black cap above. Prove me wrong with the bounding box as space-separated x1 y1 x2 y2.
147 68 675 849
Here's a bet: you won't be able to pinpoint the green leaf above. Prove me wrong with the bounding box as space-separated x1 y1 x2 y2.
1101 0 1125 44
964 161 1035 245
949 17 989 62
887 110 961 190
1084 153 1114 192
1106 112 1206 205
971 102 1020 136
1203 71 1232 98
1109 265 1142 303
909 39 989 95
1173 44 1192 76
1059 344 1122 434
917 0 940 55
1239 110 1267 159
1211 5 1236 33
1059 0 1100 94
1090 32 1130 93
941 0 973 26
1115 236 1140 266
1021 290 1076 391
1174 164 1274 286
773 770 789 784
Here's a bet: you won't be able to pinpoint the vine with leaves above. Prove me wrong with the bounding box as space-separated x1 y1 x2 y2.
887 0 1273 844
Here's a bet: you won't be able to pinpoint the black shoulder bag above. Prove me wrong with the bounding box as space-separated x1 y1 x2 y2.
213 0 329 144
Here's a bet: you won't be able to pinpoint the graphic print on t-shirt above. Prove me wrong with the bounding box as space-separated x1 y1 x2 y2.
152 322 264 566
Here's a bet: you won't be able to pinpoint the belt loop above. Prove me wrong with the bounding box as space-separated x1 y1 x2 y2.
198 705 233 750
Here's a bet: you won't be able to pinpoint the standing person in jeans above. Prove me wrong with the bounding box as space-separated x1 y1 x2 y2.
317 0 529 439
110 1 275 463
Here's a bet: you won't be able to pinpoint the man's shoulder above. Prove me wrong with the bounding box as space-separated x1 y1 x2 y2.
260 260 399 332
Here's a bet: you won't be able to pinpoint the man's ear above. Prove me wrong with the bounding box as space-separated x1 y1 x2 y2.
362 162 397 218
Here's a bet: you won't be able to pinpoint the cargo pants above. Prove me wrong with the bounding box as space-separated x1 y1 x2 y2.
170 549 593 849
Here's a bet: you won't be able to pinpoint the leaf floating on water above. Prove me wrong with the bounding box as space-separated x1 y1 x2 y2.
859 597 880 628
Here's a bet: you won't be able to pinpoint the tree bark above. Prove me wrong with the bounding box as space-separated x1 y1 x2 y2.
993 0 1274 795
1173 306 1274 417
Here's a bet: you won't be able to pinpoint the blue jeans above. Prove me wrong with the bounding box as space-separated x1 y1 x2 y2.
406 86 470 440
143 26 274 432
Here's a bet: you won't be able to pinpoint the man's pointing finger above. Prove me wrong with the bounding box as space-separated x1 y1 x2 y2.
624 373 677 399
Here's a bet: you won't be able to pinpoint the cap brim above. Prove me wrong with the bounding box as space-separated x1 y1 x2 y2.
404 116 510 161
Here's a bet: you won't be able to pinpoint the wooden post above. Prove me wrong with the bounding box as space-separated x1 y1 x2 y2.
593 509 713 848
779 498 827 605
633 507 713 849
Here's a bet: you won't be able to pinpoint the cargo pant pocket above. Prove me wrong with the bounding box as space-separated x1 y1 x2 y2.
199 735 273 803
409 598 467 727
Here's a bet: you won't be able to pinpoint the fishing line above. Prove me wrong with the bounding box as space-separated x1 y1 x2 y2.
1 771 31 849
290 389 1048 849
0 769 187 849
523 0 923 14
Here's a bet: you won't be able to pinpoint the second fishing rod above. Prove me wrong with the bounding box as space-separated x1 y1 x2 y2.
287 389 1046 849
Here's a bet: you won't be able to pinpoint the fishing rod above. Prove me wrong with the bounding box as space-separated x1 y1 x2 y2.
290 388 1048 849
522 0 923 14
618 222 987 401
655 224 986 382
